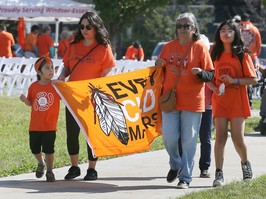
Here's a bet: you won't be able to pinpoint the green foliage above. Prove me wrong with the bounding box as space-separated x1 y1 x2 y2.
179 175 266 199
91 0 170 56
126 2 215 59
93 0 170 28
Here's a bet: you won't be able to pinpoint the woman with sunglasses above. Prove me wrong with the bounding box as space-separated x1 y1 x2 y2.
57 12 115 181
211 19 257 187
155 12 214 189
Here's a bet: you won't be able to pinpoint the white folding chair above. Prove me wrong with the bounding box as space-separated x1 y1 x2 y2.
7 57 38 96
108 60 155 76
51 58 64 79
0 57 25 96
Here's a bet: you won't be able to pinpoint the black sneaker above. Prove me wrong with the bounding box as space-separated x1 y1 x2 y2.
241 160 253 181
260 118 266 136
84 168 98 181
254 123 261 132
200 169 211 178
176 180 189 189
46 171 55 182
64 166 81 180
166 169 179 183
36 163 45 178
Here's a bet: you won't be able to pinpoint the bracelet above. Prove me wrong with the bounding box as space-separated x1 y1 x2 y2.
237 78 240 85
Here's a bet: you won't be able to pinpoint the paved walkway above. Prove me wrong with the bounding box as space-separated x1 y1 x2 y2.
0 111 265 199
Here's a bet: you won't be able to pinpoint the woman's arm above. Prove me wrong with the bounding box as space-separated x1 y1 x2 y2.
101 68 112 77
57 67 70 81
219 75 258 86
191 67 214 82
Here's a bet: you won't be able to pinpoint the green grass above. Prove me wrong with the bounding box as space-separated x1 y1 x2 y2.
252 98 260 110
179 175 266 199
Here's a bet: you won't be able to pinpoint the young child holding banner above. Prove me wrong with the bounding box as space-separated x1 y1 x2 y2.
20 56 60 182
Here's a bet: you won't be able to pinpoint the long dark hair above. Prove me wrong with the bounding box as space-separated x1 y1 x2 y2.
71 12 110 47
211 19 244 61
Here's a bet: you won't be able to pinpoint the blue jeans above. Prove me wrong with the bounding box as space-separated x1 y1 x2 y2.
199 109 212 171
162 110 202 183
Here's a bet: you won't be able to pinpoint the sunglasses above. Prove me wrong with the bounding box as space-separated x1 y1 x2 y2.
79 24 93 30
176 24 191 30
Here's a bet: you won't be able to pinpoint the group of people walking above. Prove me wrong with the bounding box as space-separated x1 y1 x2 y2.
0 22 72 59
156 12 259 189
19 10 260 190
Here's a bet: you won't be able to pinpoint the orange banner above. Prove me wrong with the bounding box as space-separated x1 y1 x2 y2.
17 17 25 48
54 66 163 157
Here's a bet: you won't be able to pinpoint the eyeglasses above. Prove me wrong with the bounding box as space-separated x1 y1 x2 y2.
176 24 191 30
219 29 235 35
79 24 93 30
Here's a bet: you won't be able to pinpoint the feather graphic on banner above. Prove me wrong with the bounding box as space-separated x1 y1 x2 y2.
89 83 129 145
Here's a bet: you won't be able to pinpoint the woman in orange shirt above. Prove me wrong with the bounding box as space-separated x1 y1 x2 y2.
57 12 115 181
211 19 257 187
155 12 214 189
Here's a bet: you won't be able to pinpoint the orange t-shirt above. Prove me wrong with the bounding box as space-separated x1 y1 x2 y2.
240 21 262 60
125 45 144 60
27 81 61 131
57 38 70 58
0 31 15 57
63 41 115 81
24 32 37 52
159 39 214 112
212 52 257 119
36 34 54 58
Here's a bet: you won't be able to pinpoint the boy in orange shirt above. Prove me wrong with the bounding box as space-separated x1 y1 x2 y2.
24 25 40 58
124 41 145 61
0 24 15 57
20 56 60 182
240 13 262 108
36 25 55 58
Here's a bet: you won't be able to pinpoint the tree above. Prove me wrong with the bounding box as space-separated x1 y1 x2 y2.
90 0 171 57
75 0 201 58
130 2 214 59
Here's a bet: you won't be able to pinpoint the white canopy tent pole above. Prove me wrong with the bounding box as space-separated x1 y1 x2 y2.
55 18 59 58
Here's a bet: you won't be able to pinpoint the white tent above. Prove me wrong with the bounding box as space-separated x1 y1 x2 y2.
0 0 95 44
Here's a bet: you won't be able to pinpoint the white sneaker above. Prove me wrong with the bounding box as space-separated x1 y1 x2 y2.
176 180 189 189
213 170 224 187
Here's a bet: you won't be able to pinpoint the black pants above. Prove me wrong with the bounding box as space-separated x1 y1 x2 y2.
198 109 212 170
65 107 98 161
